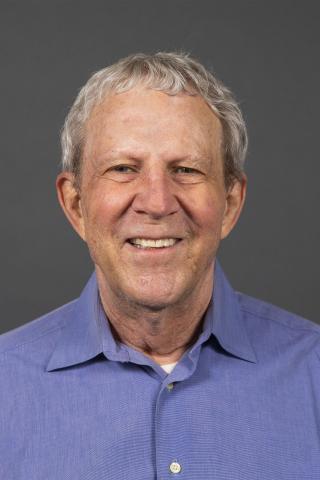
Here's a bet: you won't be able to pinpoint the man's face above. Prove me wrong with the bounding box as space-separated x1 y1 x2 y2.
59 87 245 309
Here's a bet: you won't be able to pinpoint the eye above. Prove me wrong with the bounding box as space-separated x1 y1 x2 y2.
110 165 136 173
175 166 198 174
100 164 138 183
172 165 204 184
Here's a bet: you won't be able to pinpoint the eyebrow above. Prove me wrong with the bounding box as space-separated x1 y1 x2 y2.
94 149 146 164
171 155 213 166
93 149 216 172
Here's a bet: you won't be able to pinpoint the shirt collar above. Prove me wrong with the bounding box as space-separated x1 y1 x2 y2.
46 273 104 371
46 260 256 372
210 261 257 363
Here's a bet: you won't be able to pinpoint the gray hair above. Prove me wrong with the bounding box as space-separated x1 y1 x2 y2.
61 52 248 188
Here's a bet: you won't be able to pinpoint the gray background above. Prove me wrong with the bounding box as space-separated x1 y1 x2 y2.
1 0 319 334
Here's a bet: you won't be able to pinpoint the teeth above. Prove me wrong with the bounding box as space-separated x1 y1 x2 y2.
130 238 178 248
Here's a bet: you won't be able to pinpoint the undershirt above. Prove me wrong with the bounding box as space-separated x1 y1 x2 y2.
160 362 178 374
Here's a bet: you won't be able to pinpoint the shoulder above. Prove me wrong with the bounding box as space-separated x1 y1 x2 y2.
0 300 76 357
236 291 320 358
237 292 320 333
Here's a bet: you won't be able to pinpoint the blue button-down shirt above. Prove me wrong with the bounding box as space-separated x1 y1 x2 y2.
1 262 320 479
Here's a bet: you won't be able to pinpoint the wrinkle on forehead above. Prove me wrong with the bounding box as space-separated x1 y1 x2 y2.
82 87 223 176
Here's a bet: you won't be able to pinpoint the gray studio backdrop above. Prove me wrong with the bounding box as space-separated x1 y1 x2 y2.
1 0 319 334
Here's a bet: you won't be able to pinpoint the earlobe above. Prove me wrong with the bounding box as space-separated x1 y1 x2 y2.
56 172 86 241
221 175 247 240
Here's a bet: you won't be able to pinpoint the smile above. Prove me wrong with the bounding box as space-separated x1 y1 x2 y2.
128 238 180 249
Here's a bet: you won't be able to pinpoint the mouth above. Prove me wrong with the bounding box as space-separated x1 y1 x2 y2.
126 238 182 249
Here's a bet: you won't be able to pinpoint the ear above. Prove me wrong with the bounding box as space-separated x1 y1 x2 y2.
221 174 247 240
56 172 87 241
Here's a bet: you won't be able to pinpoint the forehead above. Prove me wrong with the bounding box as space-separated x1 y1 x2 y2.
83 87 222 162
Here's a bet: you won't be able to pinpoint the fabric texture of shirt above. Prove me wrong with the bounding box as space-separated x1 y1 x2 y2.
1 261 320 479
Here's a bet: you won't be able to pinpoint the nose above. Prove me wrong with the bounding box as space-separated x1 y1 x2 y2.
131 170 179 219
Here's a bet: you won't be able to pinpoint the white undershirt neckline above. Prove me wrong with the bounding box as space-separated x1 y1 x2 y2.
160 362 178 374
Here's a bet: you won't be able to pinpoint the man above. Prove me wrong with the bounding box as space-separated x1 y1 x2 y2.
1 52 319 479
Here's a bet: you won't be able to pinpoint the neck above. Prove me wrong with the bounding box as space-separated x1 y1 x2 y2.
96 270 213 365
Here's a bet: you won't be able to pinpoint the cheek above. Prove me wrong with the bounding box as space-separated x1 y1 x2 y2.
81 200 116 259
195 193 226 236
85 181 136 226
83 187 120 232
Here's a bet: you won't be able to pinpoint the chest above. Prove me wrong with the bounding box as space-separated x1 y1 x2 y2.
2 353 320 480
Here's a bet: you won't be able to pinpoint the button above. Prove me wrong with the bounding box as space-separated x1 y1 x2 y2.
167 383 174 391
169 461 181 474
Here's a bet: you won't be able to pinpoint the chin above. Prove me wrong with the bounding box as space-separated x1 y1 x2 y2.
133 299 172 312
123 281 189 312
